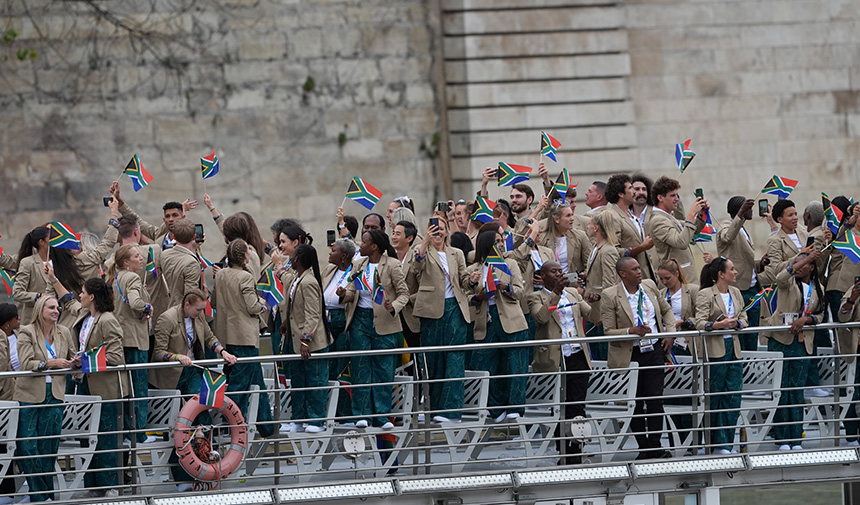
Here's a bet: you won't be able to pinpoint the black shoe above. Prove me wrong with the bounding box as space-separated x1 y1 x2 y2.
635 451 654 460
653 449 672 459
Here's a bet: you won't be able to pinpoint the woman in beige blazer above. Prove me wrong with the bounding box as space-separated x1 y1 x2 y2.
411 218 471 422
68 278 128 496
202 195 266 281
283 245 333 433
583 210 621 360
466 229 529 423
656 258 699 356
108 244 153 444
14 295 74 502
211 239 274 437
338 230 409 429
694 257 748 454
766 251 824 450
760 199 809 286
538 203 591 276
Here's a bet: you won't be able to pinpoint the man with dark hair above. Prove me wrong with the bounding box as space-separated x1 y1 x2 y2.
362 213 385 233
630 173 653 228
585 181 607 214
605 174 656 281
110 182 196 250
160 219 207 308
717 197 770 350
601 256 675 459
646 176 708 283
510 183 534 220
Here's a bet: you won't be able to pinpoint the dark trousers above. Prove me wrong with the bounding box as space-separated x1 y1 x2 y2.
559 351 589 463
631 346 666 451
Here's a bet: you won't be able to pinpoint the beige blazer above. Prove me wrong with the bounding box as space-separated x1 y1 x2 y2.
466 257 528 340
410 246 471 323
75 224 119 281
601 279 675 370
716 218 759 290
72 311 129 400
211 266 267 347
12 255 50 324
0 253 17 271
693 286 747 360
0 333 14 401
646 207 703 284
660 283 699 321
607 204 654 281
760 228 808 286
342 254 410 336
764 267 823 354
539 229 591 274
286 269 333 353
398 247 421 333
14 323 75 403
807 225 828 275
160 245 203 308
105 243 169 324
113 269 151 350
528 287 597 372
151 305 220 389
584 240 620 319
837 291 860 362
506 242 555 313
119 202 169 246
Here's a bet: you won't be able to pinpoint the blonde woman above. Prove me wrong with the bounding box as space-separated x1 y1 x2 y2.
538 203 590 275
582 211 621 360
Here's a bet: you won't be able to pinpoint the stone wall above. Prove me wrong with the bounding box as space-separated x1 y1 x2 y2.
0 0 444 258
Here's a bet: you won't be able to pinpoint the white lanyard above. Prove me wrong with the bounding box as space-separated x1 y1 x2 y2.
325 266 352 300
44 337 57 360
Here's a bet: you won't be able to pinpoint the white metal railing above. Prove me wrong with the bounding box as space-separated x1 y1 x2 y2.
0 321 859 503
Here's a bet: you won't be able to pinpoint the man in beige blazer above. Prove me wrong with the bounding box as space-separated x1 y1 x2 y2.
605 174 656 281
601 257 676 459
160 220 206 308
110 181 196 251
646 177 708 284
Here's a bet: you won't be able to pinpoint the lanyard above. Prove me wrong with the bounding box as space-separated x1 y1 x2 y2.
636 290 645 327
725 292 734 318
115 278 128 304
186 320 195 354
79 317 92 351
325 266 352 300
802 282 813 315
44 337 57 360
437 252 452 285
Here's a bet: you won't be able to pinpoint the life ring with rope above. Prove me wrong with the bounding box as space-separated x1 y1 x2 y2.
174 394 247 485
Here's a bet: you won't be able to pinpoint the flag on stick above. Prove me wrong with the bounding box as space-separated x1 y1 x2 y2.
257 268 285 306
484 266 498 294
81 343 108 374
201 149 220 179
540 131 562 162
833 230 860 265
497 162 531 186
346 177 383 210
763 285 778 315
48 222 81 251
503 230 514 252
199 369 227 409
692 209 715 243
197 253 214 271
822 192 843 235
0 269 13 297
145 248 158 279
354 270 372 291
470 196 496 224
124 154 154 192
553 168 576 203
761 175 798 199
485 243 512 276
675 139 695 173
372 269 385 305
742 286 774 312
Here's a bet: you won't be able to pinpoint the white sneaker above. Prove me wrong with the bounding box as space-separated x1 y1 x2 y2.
713 448 732 455
804 388 830 398
494 411 508 423
505 412 520 420
355 420 369 428
342 422 356 427
105 489 120 498
144 435 159 444
791 444 803 450
304 424 324 433
177 483 194 492
381 421 394 430
845 440 859 447
280 422 300 433
417 414 425 422
696 448 706 455
0 497 14 505
778 444 790 451
433 416 461 423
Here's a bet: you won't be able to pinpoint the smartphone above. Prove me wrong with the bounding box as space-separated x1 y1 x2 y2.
758 199 768 218
566 272 578 285
429 217 440 232
806 236 815 247
854 276 860 286
326 229 336 247
194 224 204 243
436 201 450 213
693 188 704 200
103 196 113 207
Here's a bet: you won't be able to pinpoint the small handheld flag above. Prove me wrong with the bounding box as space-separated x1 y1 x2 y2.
124 154 154 192
742 286 773 312
346 177 383 210
470 196 496 224
372 269 385 305
0 269 14 297
199 369 227 409
675 139 695 173
48 222 81 251
833 230 860 265
497 162 532 187
761 175 798 199
81 343 108 374
145 248 158 280
257 268 285 306
763 285 778 315
549 302 577 312
197 253 214 271
484 266 498 294
692 209 715 243
503 230 514 252
201 149 220 179
540 131 562 162
553 168 576 203
485 243 512 276
354 270 372 291
822 192 843 235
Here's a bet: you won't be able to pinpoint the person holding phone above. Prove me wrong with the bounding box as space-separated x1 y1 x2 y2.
160 219 207 307
73 196 121 282
110 181 197 251
760 199 809 286
412 217 471 422
694 257 748 454
717 197 771 350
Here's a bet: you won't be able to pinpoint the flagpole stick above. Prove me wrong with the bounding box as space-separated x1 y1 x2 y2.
341 196 347 210
202 177 207 195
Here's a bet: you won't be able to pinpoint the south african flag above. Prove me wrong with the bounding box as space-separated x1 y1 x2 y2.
346 177 383 210
497 162 531 187
0 269 13 297
257 268 285 307
553 168 576 203
124 154 154 192
761 175 798 199
48 222 81 251
201 148 220 179
540 131 562 162
145 247 158 280
675 139 695 173
470 196 495 224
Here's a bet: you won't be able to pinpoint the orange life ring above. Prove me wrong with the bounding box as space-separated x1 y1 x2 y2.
174 394 247 482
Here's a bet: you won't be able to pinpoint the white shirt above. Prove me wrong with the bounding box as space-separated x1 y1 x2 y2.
436 251 456 299
787 233 802 251
78 315 94 352
357 263 378 309
183 317 196 356
625 287 658 346
324 268 350 310
587 205 606 214
44 339 57 383
669 289 683 321
7 334 18 372
289 277 300 300
550 289 581 356
740 227 758 289
555 236 569 273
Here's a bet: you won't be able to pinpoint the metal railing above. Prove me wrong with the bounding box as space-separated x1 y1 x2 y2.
1 320 860 503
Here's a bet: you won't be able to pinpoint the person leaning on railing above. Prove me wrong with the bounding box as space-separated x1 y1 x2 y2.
695 257 748 455
14 295 75 503
657 258 699 357
837 277 860 447
765 250 824 451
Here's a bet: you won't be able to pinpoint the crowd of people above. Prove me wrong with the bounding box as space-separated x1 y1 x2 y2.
1 165 860 501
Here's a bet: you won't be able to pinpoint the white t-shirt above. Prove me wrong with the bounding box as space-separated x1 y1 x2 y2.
324 268 350 310
436 251 456 299
669 289 683 321
78 315 94 353
787 233 803 251
184 317 196 356
8 334 18 372
357 263 378 309
555 236 569 273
